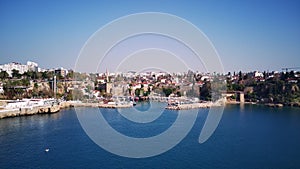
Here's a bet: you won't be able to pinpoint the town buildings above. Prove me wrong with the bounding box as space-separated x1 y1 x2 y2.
0 61 38 77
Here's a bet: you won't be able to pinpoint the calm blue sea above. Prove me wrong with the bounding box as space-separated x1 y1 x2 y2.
0 103 300 169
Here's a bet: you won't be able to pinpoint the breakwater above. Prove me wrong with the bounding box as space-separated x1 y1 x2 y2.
0 101 133 119
166 98 226 110
0 105 60 119
65 102 132 108
166 102 213 110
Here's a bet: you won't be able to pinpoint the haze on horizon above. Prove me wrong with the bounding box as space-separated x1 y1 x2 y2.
0 0 299 73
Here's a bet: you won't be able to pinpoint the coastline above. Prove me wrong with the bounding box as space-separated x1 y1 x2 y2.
0 101 133 119
1 99 299 119
225 100 296 108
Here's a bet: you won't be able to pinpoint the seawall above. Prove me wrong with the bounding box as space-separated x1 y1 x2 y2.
0 101 132 119
0 105 60 119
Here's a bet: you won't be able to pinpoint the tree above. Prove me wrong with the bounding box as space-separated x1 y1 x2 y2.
21 78 30 86
162 87 173 97
135 88 141 97
290 71 295 78
12 69 21 78
263 71 267 78
0 71 9 79
42 71 49 79
200 82 211 100
66 70 74 79
238 71 243 80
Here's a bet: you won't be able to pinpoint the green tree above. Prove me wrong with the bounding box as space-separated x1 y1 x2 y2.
135 88 141 97
21 78 30 86
289 71 295 78
12 69 21 78
0 71 9 79
66 70 74 79
162 87 173 97
200 82 211 100
238 71 242 80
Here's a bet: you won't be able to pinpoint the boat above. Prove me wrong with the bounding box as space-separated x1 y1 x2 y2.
130 101 137 106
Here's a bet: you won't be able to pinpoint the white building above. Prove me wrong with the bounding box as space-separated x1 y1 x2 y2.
254 71 264 78
27 61 38 72
54 67 68 77
0 61 39 77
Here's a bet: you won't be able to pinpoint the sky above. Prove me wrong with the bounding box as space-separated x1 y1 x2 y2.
0 0 299 73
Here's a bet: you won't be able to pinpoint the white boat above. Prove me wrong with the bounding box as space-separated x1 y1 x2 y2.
130 101 136 106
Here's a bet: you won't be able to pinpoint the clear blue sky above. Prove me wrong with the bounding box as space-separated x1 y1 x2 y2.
0 0 299 73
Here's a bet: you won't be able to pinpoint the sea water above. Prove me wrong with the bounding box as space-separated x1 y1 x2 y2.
0 103 300 169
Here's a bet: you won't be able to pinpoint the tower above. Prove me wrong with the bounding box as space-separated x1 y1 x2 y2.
106 69 109 83
105 69 112 95
53 76 57 98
